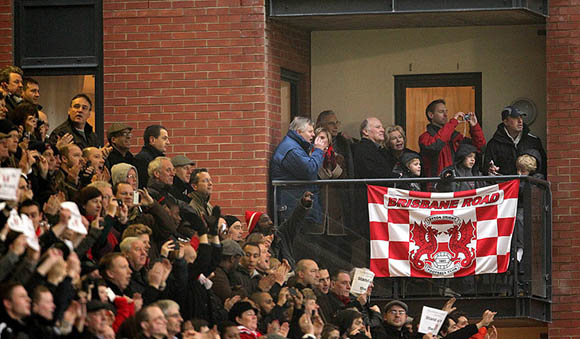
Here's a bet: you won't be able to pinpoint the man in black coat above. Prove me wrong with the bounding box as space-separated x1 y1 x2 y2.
135 125 170 188
484 106 547 177
353 117 396 180
48 94 101 149
107 122 136 169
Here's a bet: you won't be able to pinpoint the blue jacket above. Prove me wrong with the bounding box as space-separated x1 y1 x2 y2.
270 130 324 223
270 130 324 181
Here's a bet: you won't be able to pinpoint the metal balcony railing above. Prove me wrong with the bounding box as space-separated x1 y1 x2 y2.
272 175 551 322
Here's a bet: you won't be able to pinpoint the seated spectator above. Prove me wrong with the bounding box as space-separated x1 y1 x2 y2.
222 215 244 242
111 162 139 190
83 146 111 183
154 299 184 339
8 101 38 142
334 309 367 339
228 301 262 339
371 300 409 338
83 300 116 338
107 123 135 169
293 259 320 290
393 150 422 191
48 93 101 149
219 320 242 339
230 242 262 296
0 119 21 168
318 269 351 321
135 124 170 188
438 309 496 339
136 304 169 339
51 143 84 200
317 268 331 296
146 156 176 201
170 155 196 203
211 239 245 303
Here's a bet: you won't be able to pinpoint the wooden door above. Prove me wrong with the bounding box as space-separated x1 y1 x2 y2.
405 86 475 152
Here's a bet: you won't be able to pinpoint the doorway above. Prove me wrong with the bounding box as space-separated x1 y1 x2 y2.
394 73 482 152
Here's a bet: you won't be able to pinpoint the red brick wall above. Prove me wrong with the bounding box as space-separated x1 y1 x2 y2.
103 0 310 219
547 1 580 337
0 0 13 67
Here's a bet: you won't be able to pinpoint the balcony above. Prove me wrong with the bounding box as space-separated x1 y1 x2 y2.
272 175 551 323
268 0 547 31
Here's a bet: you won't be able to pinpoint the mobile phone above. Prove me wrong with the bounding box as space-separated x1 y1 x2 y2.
289 288 298 297
133 191 140 205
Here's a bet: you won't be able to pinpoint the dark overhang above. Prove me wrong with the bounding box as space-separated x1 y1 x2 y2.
268 0 547 30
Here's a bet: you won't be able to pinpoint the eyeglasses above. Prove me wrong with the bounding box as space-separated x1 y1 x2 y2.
388 310 406 315
72 103 90 111
121 132 132 137
127 174 137 179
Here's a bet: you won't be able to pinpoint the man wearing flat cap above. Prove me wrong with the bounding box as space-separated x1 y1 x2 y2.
169 155 196 203
372 300 410 338
107 122 136 169
484 105 547 177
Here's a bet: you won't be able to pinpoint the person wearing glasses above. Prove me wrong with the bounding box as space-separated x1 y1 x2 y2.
371 300 410 338
107 123 136 168
48 93 101 149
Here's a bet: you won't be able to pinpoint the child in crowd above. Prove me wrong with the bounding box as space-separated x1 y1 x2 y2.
437 142 485 192
393 150 422 191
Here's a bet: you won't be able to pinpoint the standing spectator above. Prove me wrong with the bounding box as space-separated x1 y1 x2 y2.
51 143 83 200
189 168 213 218
385 125 413 165
371 300 409 339
170 155 196 203
146 156 176 200
0 92 9 119
392 150 423 192
135 125 170 188
0 66 24 115
484 105 547 177
107 123 135 168
10 102 39 142
48 93 101 149
315 110 354 178
354 117 395 179
211 239 245 303
419 99 485 178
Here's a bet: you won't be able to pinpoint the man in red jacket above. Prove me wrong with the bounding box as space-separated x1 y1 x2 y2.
419 99 486 178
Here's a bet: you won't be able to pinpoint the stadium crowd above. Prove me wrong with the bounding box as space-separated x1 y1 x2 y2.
0 64 546 338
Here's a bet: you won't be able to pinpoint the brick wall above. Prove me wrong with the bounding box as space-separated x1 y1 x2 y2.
103 0 310 219
0 0 13 67
547 1 580 337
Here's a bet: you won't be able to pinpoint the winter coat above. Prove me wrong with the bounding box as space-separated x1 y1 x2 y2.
436 143 487 192
135 144 165 188
419 119 485 177
270 129 324 224
48 117 101 150
483 123 547 177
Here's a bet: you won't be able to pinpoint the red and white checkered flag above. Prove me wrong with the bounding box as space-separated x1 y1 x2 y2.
368 180 519 278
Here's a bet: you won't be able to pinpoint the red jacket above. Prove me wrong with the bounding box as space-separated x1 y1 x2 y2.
419 119 486 177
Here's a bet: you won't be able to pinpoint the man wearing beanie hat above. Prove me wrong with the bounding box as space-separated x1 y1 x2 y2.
0 119 20 168
244 191 313 269
372 300 410 338
106 122 136 169
484 105 546 177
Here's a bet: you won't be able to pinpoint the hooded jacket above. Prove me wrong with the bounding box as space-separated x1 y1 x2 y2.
111 162 139 187
437 143 486 192
483 123 547 177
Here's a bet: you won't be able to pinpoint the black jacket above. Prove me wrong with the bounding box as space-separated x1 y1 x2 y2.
484 123 547 177
170 175 194 203
48 117 101 150
107 146 136 169
353 138 396 180
135 144 165 188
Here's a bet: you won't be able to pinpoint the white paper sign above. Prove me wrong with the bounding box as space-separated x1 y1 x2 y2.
350 268 375 296
418 306 448 335
60 201 88 235
7 209 40 251
0 168 22 200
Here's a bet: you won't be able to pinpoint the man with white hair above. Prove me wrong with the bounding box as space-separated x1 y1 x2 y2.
270 116 328 223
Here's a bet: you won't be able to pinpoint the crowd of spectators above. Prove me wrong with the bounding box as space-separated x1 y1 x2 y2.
0 64 539 338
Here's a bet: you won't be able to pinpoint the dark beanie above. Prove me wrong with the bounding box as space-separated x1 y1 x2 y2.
0 119 18 134
224 215 240 227
228 301 257 322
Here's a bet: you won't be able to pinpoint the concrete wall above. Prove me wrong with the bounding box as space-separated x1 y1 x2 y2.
311 25 546 144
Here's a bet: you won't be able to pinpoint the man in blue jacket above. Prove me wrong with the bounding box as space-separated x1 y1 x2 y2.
270 116 328 230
